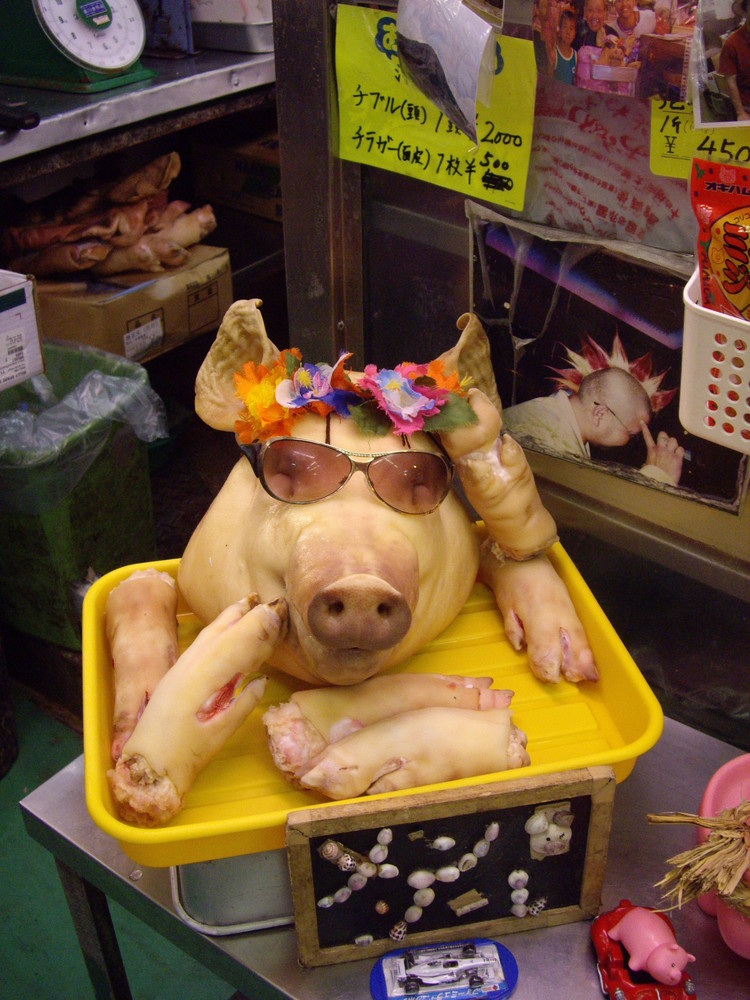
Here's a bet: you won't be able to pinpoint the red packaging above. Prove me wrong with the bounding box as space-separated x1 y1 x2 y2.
690 156 750 321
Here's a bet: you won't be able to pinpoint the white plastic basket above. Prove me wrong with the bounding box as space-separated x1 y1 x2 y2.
680 270 750 455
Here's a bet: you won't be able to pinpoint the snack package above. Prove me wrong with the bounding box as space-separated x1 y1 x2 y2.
690 157 750 320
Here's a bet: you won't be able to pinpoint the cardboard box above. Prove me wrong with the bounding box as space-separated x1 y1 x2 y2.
189 0 272 24
35 245 232 362
0 270 44 390
192 133 282 222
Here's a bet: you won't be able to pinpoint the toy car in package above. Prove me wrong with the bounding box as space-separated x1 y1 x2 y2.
370 937 518 998
691 156 750 321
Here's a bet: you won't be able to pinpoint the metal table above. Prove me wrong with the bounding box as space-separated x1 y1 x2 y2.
20 717 748 999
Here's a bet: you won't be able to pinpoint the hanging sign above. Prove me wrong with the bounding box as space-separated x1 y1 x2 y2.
336 4 535 213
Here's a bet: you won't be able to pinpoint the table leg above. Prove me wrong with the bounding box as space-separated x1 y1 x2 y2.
55 857 133 1000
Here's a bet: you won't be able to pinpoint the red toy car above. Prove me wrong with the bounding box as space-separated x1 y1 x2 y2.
591 900 697 1000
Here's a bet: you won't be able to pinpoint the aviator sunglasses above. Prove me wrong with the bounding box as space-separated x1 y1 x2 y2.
240 437 455 515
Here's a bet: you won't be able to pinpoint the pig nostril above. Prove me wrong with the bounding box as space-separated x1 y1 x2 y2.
377 603 391 617
330 600 345 615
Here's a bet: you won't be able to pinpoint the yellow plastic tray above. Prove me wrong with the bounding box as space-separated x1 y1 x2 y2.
83 543 663 867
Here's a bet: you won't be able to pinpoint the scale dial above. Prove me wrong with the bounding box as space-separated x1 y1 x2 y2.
32 0 146 75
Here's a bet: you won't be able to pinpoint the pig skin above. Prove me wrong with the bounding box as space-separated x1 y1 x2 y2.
294 706 530 800
107 595 286 826
105 568 179 763
263 673 514 776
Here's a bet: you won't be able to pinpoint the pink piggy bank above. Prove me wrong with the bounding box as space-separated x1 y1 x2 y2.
609 906 696 986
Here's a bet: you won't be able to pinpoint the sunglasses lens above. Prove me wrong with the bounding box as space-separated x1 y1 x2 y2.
263 439 351 501
369 452 451 514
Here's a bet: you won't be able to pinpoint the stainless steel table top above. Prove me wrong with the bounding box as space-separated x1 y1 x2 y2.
21 717 749 999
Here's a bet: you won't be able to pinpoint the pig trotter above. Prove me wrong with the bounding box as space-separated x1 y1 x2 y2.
107 595 287 826
480 542 598 684
295 706 530 800
105 568 179 763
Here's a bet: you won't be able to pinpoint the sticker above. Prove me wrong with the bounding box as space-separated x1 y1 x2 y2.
123 315 163 359
336 5 534 213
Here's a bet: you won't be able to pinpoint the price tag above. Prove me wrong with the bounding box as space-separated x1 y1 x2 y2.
650 99 694 178
651 99 750 176
336 5 535 213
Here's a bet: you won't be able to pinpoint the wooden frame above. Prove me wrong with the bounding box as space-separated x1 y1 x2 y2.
286 766 615 967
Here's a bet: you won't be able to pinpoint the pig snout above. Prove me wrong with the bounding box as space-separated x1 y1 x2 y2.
307 575 411 651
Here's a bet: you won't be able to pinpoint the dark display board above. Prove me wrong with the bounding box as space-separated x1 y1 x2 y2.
286 767 615 967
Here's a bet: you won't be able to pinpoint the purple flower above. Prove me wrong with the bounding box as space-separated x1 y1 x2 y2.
358 366 437 433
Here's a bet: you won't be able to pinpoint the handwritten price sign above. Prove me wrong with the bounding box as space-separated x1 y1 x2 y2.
651 99 750 176
336 6 535 213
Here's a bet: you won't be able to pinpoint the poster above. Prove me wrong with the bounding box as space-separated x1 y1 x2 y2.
469 203 747 511
532 0 694 101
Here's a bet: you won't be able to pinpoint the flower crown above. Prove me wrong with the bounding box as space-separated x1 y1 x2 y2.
234 349 477 443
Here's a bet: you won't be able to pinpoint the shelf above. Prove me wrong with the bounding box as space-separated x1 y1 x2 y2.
0 50 275 185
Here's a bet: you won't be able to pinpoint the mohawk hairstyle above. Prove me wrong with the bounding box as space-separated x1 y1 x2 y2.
548 332 678 413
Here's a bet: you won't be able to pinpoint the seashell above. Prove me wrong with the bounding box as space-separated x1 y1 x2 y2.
429 836 455 851
319 839 343 862
407 870 435 889
375 899 389 915
378 863 399 878
413 887 435 907
508 869 529 889
389 920 408 941
334 886 352 904
511 887 528 904
473 839 490 858
404 905 423 923
435 865 460 883
317 895 334 908
357 860 378 878
369 843 388 864
377 828 393 845
348 873 367 891
510 902 528 918
528 896 548 916
355 934 373 946
337 853 358 871
485 821 500 841
458 853 478 872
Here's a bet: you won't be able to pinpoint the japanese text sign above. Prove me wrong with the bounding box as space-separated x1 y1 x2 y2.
336 5 535 213
651 99 750 176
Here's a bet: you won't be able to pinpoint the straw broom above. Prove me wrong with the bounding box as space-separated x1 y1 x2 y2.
646 801 750 917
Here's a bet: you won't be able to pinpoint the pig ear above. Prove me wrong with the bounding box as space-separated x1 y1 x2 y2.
194 298 281 431
437 313 503 415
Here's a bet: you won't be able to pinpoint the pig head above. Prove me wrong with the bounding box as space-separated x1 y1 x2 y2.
178 299 597 687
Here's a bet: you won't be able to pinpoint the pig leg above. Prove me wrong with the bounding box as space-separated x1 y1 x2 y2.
263 674 514 780
107 595 286 826
105 568 179 762
296 706 529 800
479 542 598 684
438 388 558 562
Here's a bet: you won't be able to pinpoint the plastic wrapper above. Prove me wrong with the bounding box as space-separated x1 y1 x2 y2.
396 0 496 141
690 156 750 321
0 341 167 514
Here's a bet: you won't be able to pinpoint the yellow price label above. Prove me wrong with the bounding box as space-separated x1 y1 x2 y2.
651 98 750 176
336 5 535 213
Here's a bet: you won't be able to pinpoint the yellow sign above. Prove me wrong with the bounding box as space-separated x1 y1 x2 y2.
336 5 535 213
651 98 750 176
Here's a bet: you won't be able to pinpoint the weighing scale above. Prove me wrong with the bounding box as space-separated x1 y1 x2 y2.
0 0 154 93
